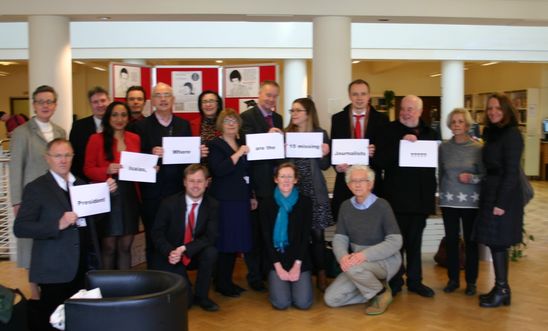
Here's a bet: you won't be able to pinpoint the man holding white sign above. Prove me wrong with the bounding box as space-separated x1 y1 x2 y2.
376 95 440 298
14 138 117 330
330 79 389 222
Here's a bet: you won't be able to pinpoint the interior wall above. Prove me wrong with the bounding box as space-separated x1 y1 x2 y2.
465 63 542 94
0 65 28 139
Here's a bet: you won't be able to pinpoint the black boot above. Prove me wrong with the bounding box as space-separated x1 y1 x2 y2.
480 249 511 307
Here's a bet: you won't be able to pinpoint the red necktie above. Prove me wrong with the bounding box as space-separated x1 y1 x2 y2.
182 203 198 266
265 114 273 128
354 114 364 139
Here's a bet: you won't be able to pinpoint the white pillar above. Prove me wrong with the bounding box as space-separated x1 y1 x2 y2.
312 16 351 132
441 61 464 139
28 16 72 133
283 59 308 126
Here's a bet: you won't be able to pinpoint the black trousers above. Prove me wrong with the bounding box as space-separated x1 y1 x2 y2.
142 198 162 269
244 208 267 284
441 207 479 284
392 213 427 287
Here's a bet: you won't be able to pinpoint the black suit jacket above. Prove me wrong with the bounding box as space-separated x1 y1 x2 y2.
133 114 192 200
330 105 389 218
13 172 89 284
69 116 97 182
259 194 312 272
240 106 283 198
151 193 219 272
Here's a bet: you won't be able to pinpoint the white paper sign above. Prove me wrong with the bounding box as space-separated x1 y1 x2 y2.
331 139 369 165
285 132 323 158
70 182 111 217
162 136 201 165
246 133 285 161
399 140 439 168
119 151 159 183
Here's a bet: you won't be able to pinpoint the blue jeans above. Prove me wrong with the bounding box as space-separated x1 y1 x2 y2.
268 270 313 310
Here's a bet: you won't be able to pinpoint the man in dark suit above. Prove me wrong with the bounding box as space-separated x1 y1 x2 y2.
375 95 439 298
14 138 117 330
152 164 219 312
133 82 209 269
69 86 110 181
240 80 283 292
330 79 389 221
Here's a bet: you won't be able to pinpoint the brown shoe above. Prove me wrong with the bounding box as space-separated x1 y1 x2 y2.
365 289 393 315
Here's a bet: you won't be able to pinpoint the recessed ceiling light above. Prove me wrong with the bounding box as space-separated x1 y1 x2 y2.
429 73 441 78
74 61 85 65
99 17 111 21
93 66 106 71
352 60 360 64
0 61 17 66
481 61 499 66
215 60 223 64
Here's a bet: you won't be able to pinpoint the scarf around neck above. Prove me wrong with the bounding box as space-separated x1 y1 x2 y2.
273 186 299 253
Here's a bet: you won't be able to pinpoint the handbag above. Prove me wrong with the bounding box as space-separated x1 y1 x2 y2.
0 285 28 331
434 236 466 269
520 167 534 206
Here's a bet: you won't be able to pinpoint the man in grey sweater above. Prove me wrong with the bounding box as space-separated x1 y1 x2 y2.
324 165 402 315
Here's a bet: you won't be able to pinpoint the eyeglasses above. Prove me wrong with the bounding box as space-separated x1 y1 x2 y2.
34 100 56 106
349 178 370 185
289 108 306 114
152 93 172 99
201 99 218 105
127 97 145 102
223 118 238 125
48 153 74 160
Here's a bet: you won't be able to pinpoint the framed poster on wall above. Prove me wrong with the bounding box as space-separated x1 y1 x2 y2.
223 64 278 113
109 62 153 115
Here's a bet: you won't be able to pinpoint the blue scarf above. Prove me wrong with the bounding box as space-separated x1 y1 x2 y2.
273 187 299 253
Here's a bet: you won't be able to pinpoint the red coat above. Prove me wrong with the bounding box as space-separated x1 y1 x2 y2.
84 131 141 182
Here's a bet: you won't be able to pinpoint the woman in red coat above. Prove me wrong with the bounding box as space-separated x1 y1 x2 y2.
84 101 141 269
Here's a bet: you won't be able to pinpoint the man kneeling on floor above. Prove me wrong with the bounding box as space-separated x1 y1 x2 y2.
324 165 402 315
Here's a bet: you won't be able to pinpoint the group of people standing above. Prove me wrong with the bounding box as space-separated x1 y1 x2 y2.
11 77 525 329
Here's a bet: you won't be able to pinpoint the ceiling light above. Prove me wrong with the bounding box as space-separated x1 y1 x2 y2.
481 61 499 66
215 60 223 64
0 61 17 66
99 17 111 21
74 60 85 65
93 66 106 71
352 60 360 64
429 73 441 78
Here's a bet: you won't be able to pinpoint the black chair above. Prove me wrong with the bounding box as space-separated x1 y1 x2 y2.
64 270 188 331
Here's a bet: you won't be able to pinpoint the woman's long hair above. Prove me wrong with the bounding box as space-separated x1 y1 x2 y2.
484 93 518 128
101 101 130 161
285 97 321 133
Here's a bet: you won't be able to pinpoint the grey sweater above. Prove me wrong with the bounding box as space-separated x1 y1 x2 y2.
333 198 402 280
439 137 484 208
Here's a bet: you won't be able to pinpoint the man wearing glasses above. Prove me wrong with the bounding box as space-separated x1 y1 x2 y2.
14 138 117 330
134 82 208 269
9 85 66 300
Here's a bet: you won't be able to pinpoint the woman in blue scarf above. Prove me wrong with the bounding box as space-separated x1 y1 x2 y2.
259 162 313 310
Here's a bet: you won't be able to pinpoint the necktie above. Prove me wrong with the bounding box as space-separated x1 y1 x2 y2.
354 114 364 139
182 203 198 266
265 114 273 128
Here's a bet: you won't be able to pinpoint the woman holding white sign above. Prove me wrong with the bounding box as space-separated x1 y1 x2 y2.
207 108 255 297
84 101 141 270
438 108 483 296
285 97 334 291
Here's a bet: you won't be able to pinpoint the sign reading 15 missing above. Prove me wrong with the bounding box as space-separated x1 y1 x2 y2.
331 139 369 165
285 132 323 158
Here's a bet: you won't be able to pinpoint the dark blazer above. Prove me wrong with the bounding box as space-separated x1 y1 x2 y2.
151 193 219 272
70 115 98 182
13 172 88 284
475 125 524 246
240 106 283 199
133 114 192 200
259 194 312 272
376 119 440 214
330 104 389 218
207 137 251 201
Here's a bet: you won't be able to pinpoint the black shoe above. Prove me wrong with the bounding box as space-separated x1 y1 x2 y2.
465 284 477 296
195 297 220 312
216 287 240 298
408 283 435 297
479 284 511 308
249 281 267 292
479 286 496 300
232 284 246 294
443 280 460 293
